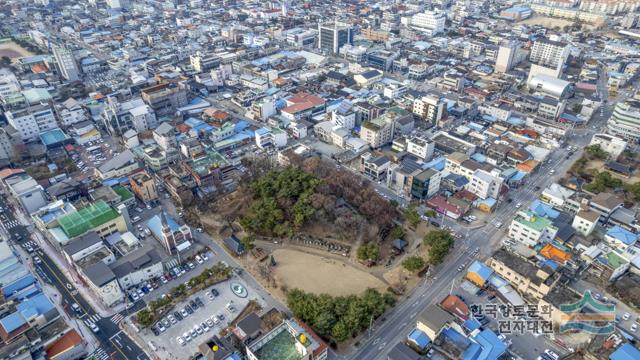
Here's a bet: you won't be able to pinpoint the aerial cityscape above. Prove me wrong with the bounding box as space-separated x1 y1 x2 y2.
0 0 640 359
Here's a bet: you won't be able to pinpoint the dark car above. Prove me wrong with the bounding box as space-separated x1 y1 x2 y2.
195 297 204 307
211 288 219 297
189 300 198 309
151 326 160 336
185 305 193 315
430 220 440 227
174 311 182 321
217 314 225 321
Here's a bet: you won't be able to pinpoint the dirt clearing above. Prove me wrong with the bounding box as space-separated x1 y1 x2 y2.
270 249 386 296
0 41 33 59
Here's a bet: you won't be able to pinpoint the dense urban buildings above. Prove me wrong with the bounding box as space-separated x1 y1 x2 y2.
0 1 639 360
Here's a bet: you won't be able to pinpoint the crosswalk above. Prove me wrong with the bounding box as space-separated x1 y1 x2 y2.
86 314 102 322
111 313 125 325
88 347 110 360
2 219 20 230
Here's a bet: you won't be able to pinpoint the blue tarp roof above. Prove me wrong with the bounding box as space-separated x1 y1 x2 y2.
607 226 638 245
408 329 431 349
610 343 640 360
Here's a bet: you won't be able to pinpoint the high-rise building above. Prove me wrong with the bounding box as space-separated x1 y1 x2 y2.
52 45 80 82
495 41 518 73
410 11 446 36
607 101 640 142
318 22 353 54
527 38 569 83
529 38 568 69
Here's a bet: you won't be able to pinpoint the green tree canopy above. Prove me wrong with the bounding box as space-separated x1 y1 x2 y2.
402 256 426 272
423 230 455 265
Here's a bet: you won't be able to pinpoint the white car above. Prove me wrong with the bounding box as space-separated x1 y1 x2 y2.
177 336 185 346
195 255 204 264
515 203 522 209
623 312 631 321
544 349 559 360
631 323 638 332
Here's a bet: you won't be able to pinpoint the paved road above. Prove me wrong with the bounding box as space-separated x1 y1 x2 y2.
345 75 635 360
0 195 148 360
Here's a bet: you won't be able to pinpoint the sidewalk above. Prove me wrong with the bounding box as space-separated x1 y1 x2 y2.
11 201 118 317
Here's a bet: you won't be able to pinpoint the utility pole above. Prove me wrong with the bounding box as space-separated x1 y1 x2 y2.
368 314 374 337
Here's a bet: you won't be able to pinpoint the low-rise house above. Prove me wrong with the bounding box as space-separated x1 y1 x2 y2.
508 210 559 247
96 150 140 181
110 245 163 290
4 172 47 214
487 248 561 300
571 209 600 236
129 171 158 204
80 261 125 307
605 226 638 251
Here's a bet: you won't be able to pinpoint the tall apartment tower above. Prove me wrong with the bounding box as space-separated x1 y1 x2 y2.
529 38 569 69
527 38 569 83
52 45 80 82
318 21 354 54
495 41 518 73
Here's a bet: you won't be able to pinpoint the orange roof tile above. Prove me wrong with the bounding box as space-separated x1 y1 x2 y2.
46 330 83 359
540 244 571 263
31 64 49 74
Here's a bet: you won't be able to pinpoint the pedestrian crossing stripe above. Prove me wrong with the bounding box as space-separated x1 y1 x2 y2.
89 347 110 360
91 314 101 322
111 313 125 324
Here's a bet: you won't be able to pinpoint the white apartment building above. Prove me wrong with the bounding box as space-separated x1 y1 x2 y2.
411 11 446 36
406 136 435 161
0 69 21 100
6 104 58 142
52 45 80 82
589 133 627 158
572 209 599 236
413 95 446 124
331 101 356 130
495 41 518 73
607 102 640 142
466 169 503 200
508 210 559 248
529 38 569 69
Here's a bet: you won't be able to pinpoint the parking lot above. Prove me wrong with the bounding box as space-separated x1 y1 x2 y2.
71 136 117 179
139 278 263 357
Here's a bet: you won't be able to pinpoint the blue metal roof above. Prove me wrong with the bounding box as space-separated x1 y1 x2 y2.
470 329 508 360
16 292 55 316
607 226 638 245
2 274 36 298
610 343 640 360
0 312 25 333
407 329 430 349
468 260 493 281
529 199 560 219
